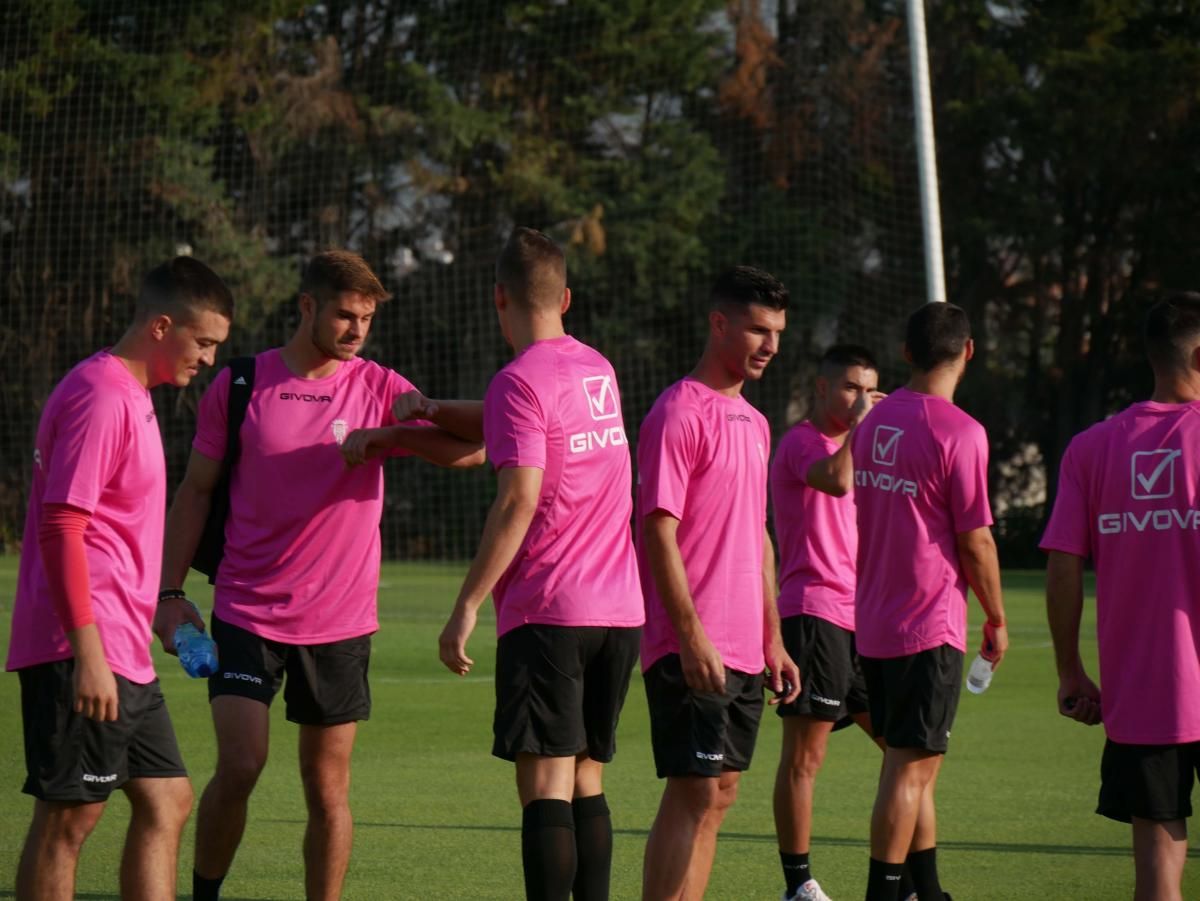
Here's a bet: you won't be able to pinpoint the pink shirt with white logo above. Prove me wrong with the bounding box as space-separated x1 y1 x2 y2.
483 336 643 635
8 352 165 683
194 349 416 643
850 387 992 658
1040 400 1200 745
637 378 771 674
771 421 857 631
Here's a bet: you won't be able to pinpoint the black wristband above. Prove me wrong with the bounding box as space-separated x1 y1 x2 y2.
158 588 188 603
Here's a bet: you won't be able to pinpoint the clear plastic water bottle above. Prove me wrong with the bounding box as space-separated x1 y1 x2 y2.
965 653 994 694
175 622 218 678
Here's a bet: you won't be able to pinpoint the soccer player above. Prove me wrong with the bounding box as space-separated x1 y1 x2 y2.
436 227 644 901
639 266 801 901
7 257 233 901
850 302 1008 901
153 250 484 901
771 344 910 901
1042 293 1200 901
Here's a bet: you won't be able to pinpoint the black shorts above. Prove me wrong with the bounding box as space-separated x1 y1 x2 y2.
209 614 372 726
777 614 869 726
492 624 641 763
19 660 187 802
643 654 765 778
1097 739 1200 823
861 645 963 754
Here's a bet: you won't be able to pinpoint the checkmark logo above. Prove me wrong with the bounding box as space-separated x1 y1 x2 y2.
582 375 618 421
1131 448 1181 500
872 426 903 466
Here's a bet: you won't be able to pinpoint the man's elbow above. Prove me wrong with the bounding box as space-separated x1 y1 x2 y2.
445 446 486 469
955 527 995 560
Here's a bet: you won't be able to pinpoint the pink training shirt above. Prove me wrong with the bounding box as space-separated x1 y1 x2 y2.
8 352 166 684
850 387 992 658
637 378 771 675
771 421 857 631
194 349 417 643
483 336 643 635
1040 400 1200 745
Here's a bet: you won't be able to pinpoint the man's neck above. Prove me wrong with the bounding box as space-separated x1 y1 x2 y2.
811 407 848 444
907 365 960 402
509 315 566 355
689 349 743 398
109 330 151 388
1150 372 1200 404
280 332 339 379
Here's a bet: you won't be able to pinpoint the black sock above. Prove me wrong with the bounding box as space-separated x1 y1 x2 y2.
898 862 916 898
865 857 904 901
906 847 944 900
521 798 576 901
571 794 612 901
192 871 225 901
780 851 812 895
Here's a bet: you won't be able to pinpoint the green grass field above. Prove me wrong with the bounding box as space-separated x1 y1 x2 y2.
0 560 1195 899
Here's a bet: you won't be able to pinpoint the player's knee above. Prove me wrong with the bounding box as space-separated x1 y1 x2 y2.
214 754 267 796
789 742 828 779
39 804 103 851
130 779 193 830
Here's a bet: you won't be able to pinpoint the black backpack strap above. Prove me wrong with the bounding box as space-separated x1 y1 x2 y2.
192 356 256 584
224 356 256 469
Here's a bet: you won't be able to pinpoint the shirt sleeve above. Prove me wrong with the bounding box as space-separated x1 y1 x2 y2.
947 420 994 533
1039 439 1091 558
637 401 699 521
192 367 231 461
41 388 126 513
484 369 547 471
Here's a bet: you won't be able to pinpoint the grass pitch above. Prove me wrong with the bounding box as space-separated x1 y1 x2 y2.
0 560 1195 899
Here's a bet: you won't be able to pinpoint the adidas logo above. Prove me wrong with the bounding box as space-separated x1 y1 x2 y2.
233 376 247 385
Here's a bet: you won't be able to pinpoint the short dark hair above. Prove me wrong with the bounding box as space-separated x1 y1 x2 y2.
1145 292 1200 373
710 266 789 312
136 256 234 323
905 302 971 372
300 250 391 307
818 343 878 378
495 227 567 308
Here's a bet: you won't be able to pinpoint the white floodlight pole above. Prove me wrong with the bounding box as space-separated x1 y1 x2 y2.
907 0 947 303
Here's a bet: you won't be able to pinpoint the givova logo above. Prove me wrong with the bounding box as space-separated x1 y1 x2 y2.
582 375 618 421
1098 447 1199 534
871 426 903 466
1131 449 1180 500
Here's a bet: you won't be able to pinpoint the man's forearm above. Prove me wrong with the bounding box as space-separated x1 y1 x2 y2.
1046 551 1086 677
454 491 536 614
957 532 1006 624
806 439 854 497
161 483 212 590
644 519 705 641
382 425 485 468
430 400 485 443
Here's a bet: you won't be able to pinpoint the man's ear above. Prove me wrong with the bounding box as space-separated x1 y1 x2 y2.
963 337 976 363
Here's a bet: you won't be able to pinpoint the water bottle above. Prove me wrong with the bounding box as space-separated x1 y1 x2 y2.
175 622 219 678
965 653 993 694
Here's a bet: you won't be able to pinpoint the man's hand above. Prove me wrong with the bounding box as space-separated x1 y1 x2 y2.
153 595 204 655
849 389 887 427
979 619 1008 671
438 606 478 676
679 629 726 695
764 642 801 706
1058 668 1102 725
74 650 119 722
340 428 386 467
982 620 1009 669
393 390 438 423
